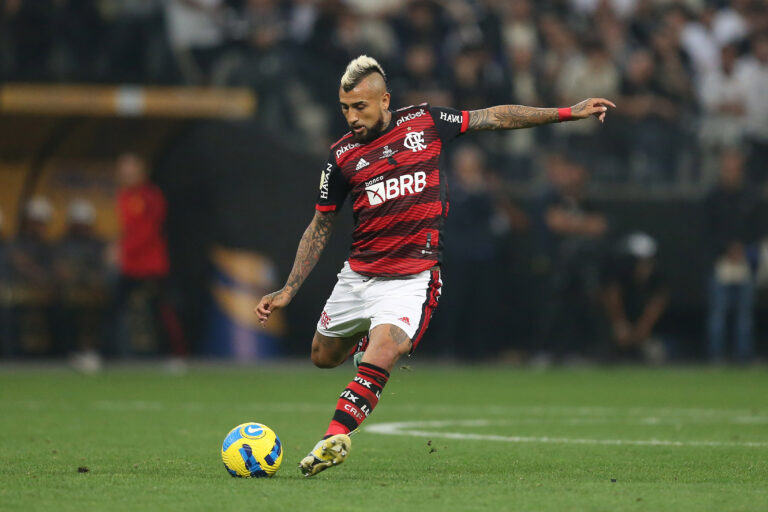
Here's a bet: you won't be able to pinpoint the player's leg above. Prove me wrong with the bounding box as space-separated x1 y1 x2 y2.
311 261 371 368
299 268 442 477
299 324 405 477
310 330 362 368
359 323 411 372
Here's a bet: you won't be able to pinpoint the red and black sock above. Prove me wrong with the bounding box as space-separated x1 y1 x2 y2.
324 362 390 437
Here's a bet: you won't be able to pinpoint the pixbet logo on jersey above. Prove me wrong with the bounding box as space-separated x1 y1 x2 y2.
396 108 426 126
365 171 427 206
336 142 360 158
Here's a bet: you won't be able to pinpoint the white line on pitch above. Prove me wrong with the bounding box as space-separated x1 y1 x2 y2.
364 420 768 448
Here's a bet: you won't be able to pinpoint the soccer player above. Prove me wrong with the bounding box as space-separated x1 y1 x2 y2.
255 55 614 477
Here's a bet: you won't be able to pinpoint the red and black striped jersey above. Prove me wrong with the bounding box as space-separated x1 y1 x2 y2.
316 104 469 277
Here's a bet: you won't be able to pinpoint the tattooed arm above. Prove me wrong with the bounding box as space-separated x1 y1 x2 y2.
255 210 337 325
467 98 616 132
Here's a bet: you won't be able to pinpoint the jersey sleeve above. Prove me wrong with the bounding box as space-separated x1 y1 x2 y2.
429 106 469 142
315 152 350 212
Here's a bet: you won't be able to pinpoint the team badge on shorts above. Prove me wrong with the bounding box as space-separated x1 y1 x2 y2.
320 311 331 329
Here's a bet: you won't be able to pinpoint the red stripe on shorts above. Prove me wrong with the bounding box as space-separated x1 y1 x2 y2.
410 268 441 352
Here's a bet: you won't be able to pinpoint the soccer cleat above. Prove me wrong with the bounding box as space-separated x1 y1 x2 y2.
348 335 369 367
298 434 351 477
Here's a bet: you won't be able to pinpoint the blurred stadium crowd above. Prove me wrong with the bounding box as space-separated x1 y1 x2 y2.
0 154 188 371
3 0 768 185
1 0 767 367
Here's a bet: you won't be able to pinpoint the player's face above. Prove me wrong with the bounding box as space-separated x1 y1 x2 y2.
116 154 147 187
339 77 390 143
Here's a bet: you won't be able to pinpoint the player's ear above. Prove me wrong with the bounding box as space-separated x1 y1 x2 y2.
381 91 390 111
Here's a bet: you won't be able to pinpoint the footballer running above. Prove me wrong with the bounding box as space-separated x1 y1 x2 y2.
255 55 615 477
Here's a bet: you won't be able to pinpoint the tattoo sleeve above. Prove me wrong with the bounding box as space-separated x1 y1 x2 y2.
283 210 336 298
467 105 559 131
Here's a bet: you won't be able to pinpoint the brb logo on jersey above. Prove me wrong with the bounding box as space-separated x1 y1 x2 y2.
404 131 427 152
365 171 427 206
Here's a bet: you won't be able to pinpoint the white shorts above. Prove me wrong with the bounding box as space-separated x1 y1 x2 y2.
316 261 442 350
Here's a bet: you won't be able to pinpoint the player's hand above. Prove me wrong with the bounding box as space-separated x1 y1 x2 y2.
255 289 292 326
570 98 616 123
613 320 632 347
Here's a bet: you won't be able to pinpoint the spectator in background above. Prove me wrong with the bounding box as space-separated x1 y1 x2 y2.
47 0 105 81
697 43 750 182
8 197 55 356
97 0 172 84
538 14 581 107
113 153 186 363
712 0 751 47
222 0 296 132
393 0 449 49
499 0 537 54
164 0 226 84
597 10 634 68
438 145 502 360
533 154 608 363
616 49 682 183
627 0 658 47
496 31 542 180
600 232 669 364
677 5 720 78
653 13 694 112
53 199 108 372
704 148 761 363
449 44 506 111
698 44 748 149
554 36 620 172
392 43 451 108
4 0 54 81
736 32 768 186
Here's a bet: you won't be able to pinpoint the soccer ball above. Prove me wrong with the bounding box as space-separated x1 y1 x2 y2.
221 422 283 478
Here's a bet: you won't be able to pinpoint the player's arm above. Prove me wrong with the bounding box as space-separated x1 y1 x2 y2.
255 210 337 325
602 282 632 346
467 98 616 132
545 207 607 237
632 291 669 342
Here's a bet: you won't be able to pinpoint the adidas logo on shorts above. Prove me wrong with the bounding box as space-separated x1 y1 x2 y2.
356 158 370 171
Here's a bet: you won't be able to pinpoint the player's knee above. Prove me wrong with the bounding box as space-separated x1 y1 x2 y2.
310 344 344 368
391 340 411 361
366 333 410 367
311 353 338 368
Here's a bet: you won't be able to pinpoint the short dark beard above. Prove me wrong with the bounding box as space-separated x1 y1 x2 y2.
352 114 388 143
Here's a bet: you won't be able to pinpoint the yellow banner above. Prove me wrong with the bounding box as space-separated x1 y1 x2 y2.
0 84 256 119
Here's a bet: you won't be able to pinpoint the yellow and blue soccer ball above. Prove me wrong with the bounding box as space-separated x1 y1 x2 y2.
221 422 283 478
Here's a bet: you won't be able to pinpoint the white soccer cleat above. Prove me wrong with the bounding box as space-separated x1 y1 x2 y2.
298 434 351 477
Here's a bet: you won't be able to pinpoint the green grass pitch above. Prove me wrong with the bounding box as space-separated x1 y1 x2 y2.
1 363 766 511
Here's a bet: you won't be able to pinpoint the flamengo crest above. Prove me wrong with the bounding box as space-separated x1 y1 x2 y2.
404 131 427 152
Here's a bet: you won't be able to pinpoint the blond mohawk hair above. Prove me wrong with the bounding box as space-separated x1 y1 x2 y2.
340 55 387 92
